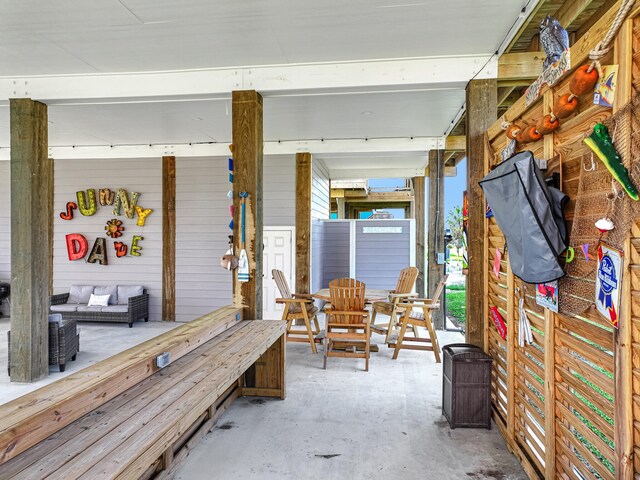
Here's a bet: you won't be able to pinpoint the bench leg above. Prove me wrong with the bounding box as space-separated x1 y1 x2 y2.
241 334 286 399
59 363 66 372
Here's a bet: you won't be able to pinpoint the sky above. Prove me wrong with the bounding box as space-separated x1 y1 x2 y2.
366 157 467 221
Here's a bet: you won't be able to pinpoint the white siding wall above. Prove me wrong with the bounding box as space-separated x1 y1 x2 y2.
1 154 298 323
175 155 295 322
264 155 295 227
311 159 330 292
53 159 163 320
311 159 330 221
175 157 232 322
0 162 9 316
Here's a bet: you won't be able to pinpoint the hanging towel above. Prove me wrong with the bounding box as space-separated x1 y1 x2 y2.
518 296 533 347
238 249 250 282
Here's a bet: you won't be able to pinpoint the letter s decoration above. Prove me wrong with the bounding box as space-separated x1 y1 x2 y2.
59 202 78 220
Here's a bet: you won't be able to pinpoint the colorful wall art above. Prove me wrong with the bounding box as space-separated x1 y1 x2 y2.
60 187 153 265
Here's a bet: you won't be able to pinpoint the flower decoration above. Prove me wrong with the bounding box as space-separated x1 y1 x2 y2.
105 218 125 238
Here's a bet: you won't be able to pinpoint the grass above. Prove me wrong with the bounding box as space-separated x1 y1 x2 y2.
445 285 466 324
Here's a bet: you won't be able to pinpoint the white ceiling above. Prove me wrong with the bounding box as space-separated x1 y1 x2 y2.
0 0 529 177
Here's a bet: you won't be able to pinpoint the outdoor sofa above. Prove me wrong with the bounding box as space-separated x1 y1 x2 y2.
50 285 149 328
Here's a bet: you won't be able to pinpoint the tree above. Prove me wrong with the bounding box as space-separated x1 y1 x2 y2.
446 205 463 248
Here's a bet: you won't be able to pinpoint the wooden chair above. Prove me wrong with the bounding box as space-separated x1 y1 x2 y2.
370 266 418 343
273 269 320 353
390 275 448 362
324 278 371 371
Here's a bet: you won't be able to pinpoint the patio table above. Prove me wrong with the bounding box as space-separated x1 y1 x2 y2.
311 288 390 304
312 287 390 353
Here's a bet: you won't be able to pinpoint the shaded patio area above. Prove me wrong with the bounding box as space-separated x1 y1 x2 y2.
175 328 526 480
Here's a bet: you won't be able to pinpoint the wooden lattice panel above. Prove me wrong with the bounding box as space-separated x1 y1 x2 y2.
484 14 622 476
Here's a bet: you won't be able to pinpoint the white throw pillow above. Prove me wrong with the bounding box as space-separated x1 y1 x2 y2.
87 294 110 307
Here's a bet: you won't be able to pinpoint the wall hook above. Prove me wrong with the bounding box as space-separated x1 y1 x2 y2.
583 153 596 171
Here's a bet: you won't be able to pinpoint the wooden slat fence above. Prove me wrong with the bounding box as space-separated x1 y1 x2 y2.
481 4 640 478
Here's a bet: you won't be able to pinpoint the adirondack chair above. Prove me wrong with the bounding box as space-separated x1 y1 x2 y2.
324 278 370 371
272 269 320 353
390 275 448 362
370 266 418 343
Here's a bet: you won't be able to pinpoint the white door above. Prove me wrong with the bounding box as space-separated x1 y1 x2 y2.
262 228 295 320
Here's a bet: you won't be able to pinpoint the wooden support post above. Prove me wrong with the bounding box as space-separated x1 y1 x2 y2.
336 197 346 219
232 90 264 321
48 158 54 295
413 176 426 298
9 98 50 383
613 18 634 480
465 79 497 347
162 155 176 321
295 152 312 295
427 150 445 329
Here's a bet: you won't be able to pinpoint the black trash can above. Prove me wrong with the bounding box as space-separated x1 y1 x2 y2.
442 343 493 429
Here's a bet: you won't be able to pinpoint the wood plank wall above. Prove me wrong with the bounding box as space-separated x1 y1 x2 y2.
482 4 640 478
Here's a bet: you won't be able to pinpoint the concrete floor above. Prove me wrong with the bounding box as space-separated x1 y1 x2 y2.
0 316 526 479
175 329 527 480
0 317 179 405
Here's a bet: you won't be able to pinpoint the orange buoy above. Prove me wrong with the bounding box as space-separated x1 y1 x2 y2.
554 94 579 119
506 124 521 140
569 65 599 96
536 115 560 135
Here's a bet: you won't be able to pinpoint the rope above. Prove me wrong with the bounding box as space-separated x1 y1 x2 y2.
588 0 636 74
501 121 512 131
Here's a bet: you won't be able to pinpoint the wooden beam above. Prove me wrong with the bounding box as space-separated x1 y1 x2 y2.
424 165 458 177
295 152 312 295
9 98 50 383
556 0 597 29
503 0 546 52
497 85 518 106
613 16 634 480
232 90 264 321
413 176 426 298
444 151 456 164
445 135 466 151
162 155 176 322
498 51 544 81
427 150 445 329
465 79 497 348
343 191 412 203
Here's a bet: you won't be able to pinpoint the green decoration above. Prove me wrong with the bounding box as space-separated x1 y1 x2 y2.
584 123 639 201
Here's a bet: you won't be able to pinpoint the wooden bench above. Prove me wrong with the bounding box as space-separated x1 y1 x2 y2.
0 306 286 479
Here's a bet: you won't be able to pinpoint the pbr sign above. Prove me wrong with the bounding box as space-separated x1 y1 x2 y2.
595 243 624 328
